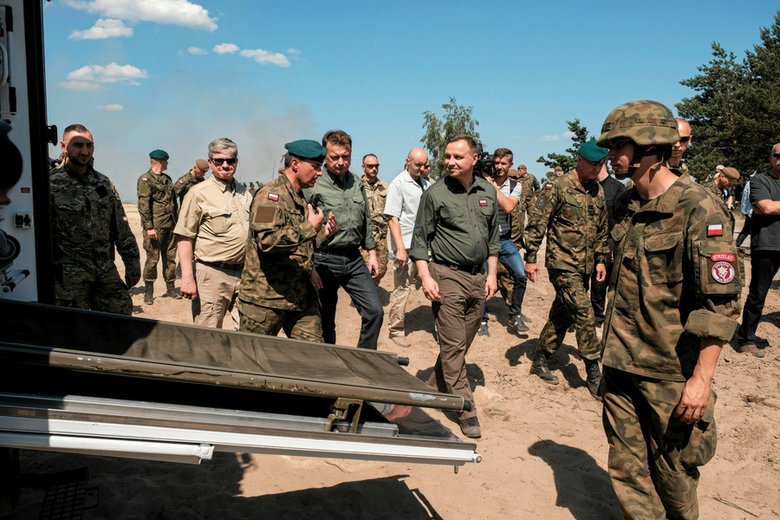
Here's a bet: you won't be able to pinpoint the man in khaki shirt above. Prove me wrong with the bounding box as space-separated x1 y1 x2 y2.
175 138 252 329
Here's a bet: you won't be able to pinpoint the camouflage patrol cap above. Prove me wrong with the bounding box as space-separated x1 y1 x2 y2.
597 100 679 148
149 149 169 160
285 139 326 161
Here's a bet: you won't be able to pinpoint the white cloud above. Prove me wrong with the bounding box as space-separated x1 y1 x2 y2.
213 43 239 54
536 131 576 143
98 104 124 111
60 62 149 90
286 48 301 56
239 49 290 67
188 46 207 55
63 0 217 31
69 18 133 40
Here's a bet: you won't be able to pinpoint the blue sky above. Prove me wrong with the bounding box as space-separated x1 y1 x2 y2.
44 0 779 200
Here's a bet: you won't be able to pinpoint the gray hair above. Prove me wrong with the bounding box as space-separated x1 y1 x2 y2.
208 137 238 158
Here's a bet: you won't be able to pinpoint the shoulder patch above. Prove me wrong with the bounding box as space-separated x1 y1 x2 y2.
711 260 736 284
254 206 276 224
267 193 279 202
479 199 488 207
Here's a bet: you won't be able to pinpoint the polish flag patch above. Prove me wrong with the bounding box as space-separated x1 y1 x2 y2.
479 199 488 207
267 193 279 202
707 224 723 237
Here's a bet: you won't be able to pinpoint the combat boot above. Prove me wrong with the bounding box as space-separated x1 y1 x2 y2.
164 281 181 299
530 350 559 385
584 358 602 401
144 282 154 305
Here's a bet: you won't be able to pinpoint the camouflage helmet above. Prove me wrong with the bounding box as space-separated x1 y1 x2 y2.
597 100 679 148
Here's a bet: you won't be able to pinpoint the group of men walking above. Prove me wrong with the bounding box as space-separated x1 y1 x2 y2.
49 100 780 518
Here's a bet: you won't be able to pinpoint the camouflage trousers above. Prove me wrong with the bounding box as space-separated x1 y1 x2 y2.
360 233 388 282
55 262 132 315
602 367 717 520
539 269 600 360
142 227 177 282
238 299 323 343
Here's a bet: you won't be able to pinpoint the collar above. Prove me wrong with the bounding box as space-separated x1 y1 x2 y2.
629 174 691 217
210 174 235 193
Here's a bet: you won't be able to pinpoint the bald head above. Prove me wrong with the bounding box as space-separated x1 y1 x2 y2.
406 147 429 179
771 143 780 175
670 118 692 166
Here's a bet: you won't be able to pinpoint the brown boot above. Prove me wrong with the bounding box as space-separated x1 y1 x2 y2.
584 358 602 401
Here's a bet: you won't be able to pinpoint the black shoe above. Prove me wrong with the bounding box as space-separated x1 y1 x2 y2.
508 315 530 333
584 359 602 401
754 336 771 347
567 325 575 333
530 350 559 385
164 281 182 299
144 282 154 305
477 321 490 337
459 417 482 439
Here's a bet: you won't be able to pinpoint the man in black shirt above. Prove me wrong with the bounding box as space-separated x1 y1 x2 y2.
736 143 780 357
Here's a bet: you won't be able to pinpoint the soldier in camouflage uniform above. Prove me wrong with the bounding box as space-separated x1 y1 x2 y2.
238 140 336 340
524 140 609 398
704 166 740 208
360 154 388 282
50 124 140 315
137 149 179 304
598 100 741 519
174 158 209 204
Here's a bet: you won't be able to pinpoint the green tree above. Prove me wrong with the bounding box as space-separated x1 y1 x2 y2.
677 11 780 181
421 97 480 180
536 119 591 175
676 43 749 181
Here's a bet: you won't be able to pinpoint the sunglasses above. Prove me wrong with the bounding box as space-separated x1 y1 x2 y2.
364 163 379 168
210 157 237 166
773 153 780 158
679 136 691 144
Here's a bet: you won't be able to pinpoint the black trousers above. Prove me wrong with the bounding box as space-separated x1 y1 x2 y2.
737 249 780 343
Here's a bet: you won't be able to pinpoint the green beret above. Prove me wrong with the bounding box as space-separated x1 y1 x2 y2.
149 149 169 160
285 140 326 161
578 140 609 162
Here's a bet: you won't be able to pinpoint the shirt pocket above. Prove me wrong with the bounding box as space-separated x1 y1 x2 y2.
439 205 465 225
207 211 233 235
559 192 582 224
643 231 684 284
695 240 742 295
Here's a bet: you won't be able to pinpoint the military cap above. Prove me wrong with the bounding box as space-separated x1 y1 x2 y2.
578 140 609 162
285 139 326 161
721 166 740 181
195 159 209 172
149 149 170 160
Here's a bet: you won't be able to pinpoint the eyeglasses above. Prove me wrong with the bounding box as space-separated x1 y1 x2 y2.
210 157 237 166
679 136 691 144
364 163 379 169
772 153 780 158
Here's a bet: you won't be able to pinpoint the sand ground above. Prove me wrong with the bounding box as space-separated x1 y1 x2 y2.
11 206 780 519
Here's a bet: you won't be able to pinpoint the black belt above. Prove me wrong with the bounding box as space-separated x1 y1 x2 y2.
435 261 483 275
316 247 360 258
196 259 243 271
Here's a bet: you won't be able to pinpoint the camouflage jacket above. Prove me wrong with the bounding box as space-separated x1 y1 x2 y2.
525 171 609 274
513 172 541 246
602 174 741 381
704 179 727 206
50 164 140 277
137 169 177 230
238 174 318 311
173 171 205 203
362 176 388 241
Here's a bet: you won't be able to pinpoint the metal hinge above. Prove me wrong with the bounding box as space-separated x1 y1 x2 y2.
324 398 363 433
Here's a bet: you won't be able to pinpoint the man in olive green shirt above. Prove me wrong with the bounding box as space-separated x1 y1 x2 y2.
302 130 383 349
410 134 499 439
